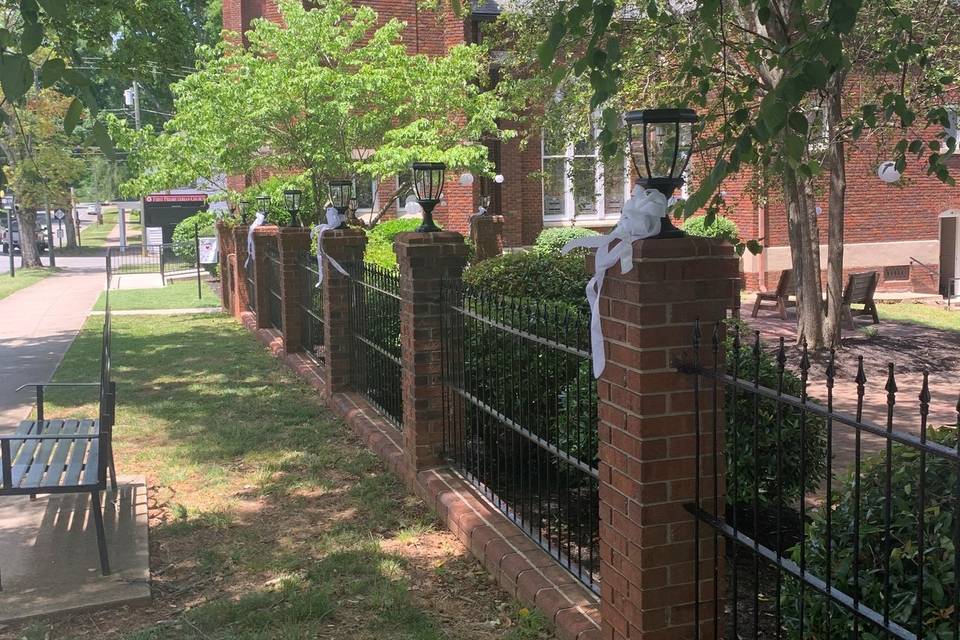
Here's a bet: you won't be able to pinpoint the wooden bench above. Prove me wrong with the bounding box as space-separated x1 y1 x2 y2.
840 271 880 328
751 269 796 319
0 288 116 583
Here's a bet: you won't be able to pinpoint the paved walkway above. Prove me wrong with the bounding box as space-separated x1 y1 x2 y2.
0 261 105 433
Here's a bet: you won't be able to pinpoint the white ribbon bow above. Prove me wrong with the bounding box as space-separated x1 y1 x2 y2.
310 206 349 287
561 187 668 378
245 212 266 267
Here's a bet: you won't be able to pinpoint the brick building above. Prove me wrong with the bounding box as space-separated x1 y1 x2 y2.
223 0 960 298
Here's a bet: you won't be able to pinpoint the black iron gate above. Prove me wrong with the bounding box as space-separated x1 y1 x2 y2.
440 282 599 593
682 321 960 640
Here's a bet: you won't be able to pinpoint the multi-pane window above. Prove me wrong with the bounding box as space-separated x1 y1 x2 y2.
354 176 375 212
943 106 958 154
542 128 631 223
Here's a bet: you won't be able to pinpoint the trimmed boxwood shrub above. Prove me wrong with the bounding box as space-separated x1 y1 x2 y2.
533 227 600 255
682 214 740 244
462 251 590 309
782 425 959 637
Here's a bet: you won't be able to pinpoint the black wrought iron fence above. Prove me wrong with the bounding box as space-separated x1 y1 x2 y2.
440 284 599 593
242 254 256 314
298 251 325 365
681 322 960 640
265 245 282 331
350 262 403 429
107 244 199 279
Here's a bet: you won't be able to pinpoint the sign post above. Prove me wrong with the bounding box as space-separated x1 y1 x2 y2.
3 190 15 278
55 209 65 250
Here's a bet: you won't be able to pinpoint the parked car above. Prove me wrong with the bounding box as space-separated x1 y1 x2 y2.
1 212 49 254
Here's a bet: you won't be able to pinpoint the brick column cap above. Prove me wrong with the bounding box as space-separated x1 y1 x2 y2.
277 226 312 238
631 235 736 258
253 224 280 238
394 230 467 246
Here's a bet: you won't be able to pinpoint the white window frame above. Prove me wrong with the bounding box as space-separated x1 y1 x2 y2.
541 129 631 227
943 106 958 155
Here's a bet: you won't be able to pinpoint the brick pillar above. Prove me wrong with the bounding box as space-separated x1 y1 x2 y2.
276 228 311 354
394 231 469 471
233 225 250 319
469 214 504 262
321 228 368 396
252 226 279 329
216 222 235 312
597 236 738 640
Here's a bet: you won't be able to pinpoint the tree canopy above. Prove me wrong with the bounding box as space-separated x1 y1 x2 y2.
114 0 513 224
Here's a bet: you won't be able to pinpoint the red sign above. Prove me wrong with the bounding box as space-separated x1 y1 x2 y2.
145 193 208 203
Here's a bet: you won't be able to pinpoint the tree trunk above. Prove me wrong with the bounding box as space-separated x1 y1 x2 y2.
16 211 43 267
783 165 825 349
823 73 848 347
64 206 78 249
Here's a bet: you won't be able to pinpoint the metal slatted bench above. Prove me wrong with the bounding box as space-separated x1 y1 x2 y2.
1 280 117 584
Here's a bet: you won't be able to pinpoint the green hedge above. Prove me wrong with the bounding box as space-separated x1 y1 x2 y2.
782 425 959 637
533 227 600 255
682 214 740 244
172 210 217 261
463 251 590 309
364 218 424 269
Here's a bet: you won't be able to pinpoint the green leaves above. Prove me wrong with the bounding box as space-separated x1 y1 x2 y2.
92 120 115 160
63 97 83 135
39 58 65 88
0 53 34 102
20 21 43 54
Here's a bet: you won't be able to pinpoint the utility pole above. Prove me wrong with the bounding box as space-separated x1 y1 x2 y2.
124 81 142 131
5 190 15 277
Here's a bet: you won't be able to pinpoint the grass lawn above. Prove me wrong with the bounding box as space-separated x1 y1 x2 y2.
79 210 118 247
871 302 960 332
0 267 53 300
11 313 550 640
94 281 220 311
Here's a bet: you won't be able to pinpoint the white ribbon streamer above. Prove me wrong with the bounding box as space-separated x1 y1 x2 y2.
561 187 668 378
310 206 349 287
245 212 266 267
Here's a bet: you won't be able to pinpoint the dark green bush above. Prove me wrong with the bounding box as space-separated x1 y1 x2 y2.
682 214 740 244
782 425 959 638
462 251 590 309
724 333 828 508
172 210 217 261
533 227 600 255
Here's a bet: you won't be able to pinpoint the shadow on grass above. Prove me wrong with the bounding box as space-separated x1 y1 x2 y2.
20 313 547 640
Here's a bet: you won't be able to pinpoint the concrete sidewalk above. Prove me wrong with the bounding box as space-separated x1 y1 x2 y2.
0 266 105 433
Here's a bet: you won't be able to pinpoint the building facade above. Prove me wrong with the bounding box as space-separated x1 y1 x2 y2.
223 0 960 297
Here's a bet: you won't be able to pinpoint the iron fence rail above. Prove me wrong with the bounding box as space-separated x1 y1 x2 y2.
350 262 403 429
682 322 960 640
441 284 599 593
265 245 282 331
242 254 256 313
298 252 325 365
107 243 197 276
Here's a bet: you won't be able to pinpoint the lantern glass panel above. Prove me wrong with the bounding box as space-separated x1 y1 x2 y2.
413 165 445 202
284 189 302 212
256 194 270 212
329 181 352 209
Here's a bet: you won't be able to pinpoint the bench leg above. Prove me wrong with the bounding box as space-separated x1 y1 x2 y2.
867 302 880 325
90 490 111 576
751 295 762 318
777 296 788 320
108 448 118 494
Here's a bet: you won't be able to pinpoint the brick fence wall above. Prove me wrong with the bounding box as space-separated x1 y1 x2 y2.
215 222 737 639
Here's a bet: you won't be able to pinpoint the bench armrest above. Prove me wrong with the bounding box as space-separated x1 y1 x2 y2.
15 382 100 392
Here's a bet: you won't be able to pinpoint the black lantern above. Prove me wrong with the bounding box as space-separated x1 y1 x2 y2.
238 200 251 224
256 194 271 220
328 180 352 229
411 161 445 232
283 189 303 227
625 108 697 238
